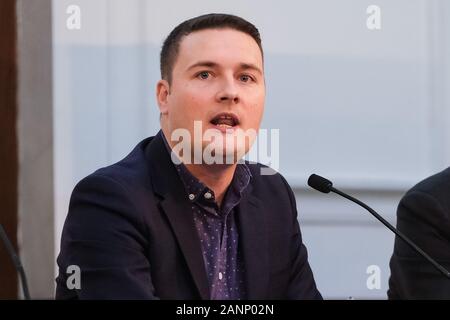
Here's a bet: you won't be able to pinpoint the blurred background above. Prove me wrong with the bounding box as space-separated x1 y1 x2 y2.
1 0 449 299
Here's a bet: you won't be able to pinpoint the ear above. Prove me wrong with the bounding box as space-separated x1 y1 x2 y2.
156 79 170 115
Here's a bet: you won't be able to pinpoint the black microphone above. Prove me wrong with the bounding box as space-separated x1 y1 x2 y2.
0 224 31 299
307 174 450 279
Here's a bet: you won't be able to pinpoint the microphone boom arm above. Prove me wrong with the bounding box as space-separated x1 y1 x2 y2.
330 186 450 279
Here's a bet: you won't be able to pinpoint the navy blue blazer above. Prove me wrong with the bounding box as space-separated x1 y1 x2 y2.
56 133 322 299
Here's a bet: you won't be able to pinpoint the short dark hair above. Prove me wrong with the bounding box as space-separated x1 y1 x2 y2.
160 13 263 84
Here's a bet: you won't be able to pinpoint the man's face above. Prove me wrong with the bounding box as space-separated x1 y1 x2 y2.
158 28 265 164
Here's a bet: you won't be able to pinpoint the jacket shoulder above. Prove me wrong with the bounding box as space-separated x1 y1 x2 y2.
80 137 154 190
403 167 450 208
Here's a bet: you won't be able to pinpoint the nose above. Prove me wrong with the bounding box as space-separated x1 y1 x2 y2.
216 77 239 104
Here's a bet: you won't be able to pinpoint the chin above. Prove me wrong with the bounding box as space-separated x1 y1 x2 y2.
200 128 256 164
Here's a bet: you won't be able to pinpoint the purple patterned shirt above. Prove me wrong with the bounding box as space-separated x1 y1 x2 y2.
160 131 250 300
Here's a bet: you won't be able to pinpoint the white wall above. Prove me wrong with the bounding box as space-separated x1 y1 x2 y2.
52 0 450 299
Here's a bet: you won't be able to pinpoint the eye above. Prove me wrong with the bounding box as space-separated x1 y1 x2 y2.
197 71 211 80
239 74 254 83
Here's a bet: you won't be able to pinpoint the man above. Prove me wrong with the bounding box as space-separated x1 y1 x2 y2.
388 167 450 299
56 13 321 300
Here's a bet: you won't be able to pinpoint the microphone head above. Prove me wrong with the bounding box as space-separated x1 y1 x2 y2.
308 174 333 193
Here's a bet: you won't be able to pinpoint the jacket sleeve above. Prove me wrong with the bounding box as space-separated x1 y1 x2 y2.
280 176 323 300
388 190 450 299
56 174 158 299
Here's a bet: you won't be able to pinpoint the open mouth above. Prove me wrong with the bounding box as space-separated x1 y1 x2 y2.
209 112 240 130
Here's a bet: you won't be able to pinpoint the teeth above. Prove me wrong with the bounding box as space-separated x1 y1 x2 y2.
211 114 237 127
216 119 235 126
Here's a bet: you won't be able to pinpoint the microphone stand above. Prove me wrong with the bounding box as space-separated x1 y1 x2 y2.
308 174 450 279
330 186 450 279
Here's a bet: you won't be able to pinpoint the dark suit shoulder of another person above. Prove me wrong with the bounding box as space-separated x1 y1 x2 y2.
388 167 450 299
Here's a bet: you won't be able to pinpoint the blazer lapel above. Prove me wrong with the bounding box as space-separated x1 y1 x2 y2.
237 187 269 299
145 132 210 299
159 195 210 300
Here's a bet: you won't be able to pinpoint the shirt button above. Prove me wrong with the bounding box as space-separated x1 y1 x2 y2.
219 272 223 280
189 194 195 200
204 192 212 199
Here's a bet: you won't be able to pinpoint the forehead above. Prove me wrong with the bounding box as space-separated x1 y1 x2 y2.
175 28 263 70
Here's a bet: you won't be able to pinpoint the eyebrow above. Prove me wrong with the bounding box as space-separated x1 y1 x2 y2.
186 61 263 75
